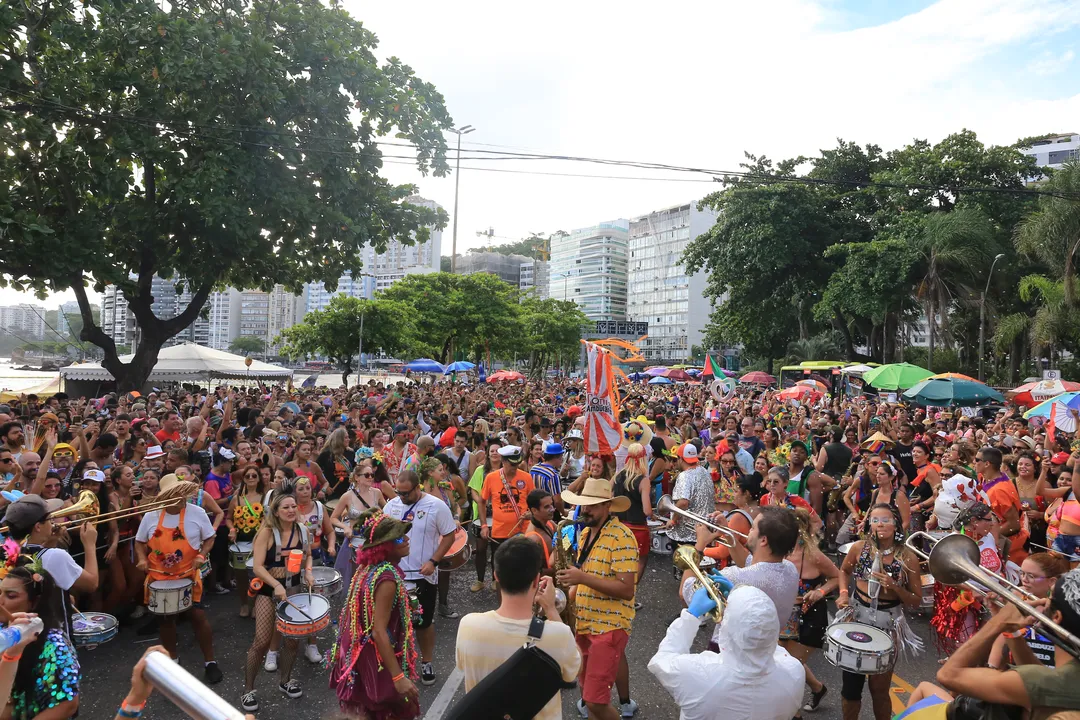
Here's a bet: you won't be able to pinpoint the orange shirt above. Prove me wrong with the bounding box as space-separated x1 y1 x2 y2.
986 476 1029 564
481 469 535 539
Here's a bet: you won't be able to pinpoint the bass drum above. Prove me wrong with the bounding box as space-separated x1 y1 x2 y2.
438 528 472 571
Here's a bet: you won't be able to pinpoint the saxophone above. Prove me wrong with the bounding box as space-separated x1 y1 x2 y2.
548 518 578 633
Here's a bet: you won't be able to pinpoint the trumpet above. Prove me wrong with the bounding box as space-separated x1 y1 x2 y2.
674 545 725 622
655 495 749 548
912 531 1080 659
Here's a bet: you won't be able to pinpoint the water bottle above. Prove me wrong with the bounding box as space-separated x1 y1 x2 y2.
0 617 44 652
867 552 882 601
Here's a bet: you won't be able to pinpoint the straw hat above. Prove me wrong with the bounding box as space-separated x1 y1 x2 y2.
157 474 199 502
561 478 631 513
621 419 653 449
860 431 895 452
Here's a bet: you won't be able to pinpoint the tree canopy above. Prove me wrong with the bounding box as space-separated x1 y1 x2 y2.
0 0 452 390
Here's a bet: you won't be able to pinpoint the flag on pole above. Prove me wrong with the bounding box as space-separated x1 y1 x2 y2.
582 341 621 455
702 353 724 378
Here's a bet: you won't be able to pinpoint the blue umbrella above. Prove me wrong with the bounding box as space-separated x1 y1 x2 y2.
626 372 647 381
405 358 446 374
648 376 673 385
1024 391 1080 419
443 361 476 375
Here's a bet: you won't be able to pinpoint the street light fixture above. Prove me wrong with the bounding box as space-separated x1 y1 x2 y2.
448 125 475 274
978 253 1006 382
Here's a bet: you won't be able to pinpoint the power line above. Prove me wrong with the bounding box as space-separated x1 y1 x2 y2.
4 88 1078 201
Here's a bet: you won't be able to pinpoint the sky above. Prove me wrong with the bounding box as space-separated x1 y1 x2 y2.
7 0 1080 308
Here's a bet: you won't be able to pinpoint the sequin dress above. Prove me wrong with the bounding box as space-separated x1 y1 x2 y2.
10 628 79 720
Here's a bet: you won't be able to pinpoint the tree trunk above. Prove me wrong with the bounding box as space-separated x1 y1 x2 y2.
1009 333 1023 385
766 357 774 375
831 309 858 361
927 300 935 372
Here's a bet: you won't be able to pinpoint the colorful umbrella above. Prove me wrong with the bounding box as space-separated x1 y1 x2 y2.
739 371 776 385
487 370 525 382
840 364 874 375
1023 392 1080 420
659 368 693 382
796 379 828 392
643 366 669 377
901 377 1004 407
443 361 476 374
626 372 647 381
404 358 445 373
648 376 674 385
931 372 978 382
862 362 933 391
1009 379 1080 407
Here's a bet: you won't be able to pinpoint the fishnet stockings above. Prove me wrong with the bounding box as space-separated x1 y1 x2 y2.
244 592 299 690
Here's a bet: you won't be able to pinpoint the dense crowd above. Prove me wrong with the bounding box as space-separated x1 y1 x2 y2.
0 377 1079 720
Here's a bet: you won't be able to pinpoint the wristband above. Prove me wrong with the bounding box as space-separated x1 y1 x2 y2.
838 589 849 595
1 651 22 662
391 672 405 682
1001 629 1026 640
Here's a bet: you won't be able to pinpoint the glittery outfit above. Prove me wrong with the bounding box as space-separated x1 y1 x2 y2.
669 466 714 543
837 542 923 662
9 628 79 720
329 563 420 719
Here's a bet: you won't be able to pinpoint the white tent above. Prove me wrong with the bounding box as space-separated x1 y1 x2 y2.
60 343 294 383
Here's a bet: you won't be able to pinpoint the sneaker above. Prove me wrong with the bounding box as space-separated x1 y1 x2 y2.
803 685 828 712
304 643 323 664
279 679 303 699
620 699 639 717
213 583 230 595
130 605 147 620
438 604 460 619
241 691 259 712
633 601 643 610
576 698 589 718
469 580 485 593
204 662 223 684
421 661 436 686
264 650 279 672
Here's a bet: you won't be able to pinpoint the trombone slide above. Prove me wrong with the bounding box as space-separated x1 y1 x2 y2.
656 495 749 548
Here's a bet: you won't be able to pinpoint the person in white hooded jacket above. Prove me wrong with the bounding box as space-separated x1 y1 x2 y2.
648 584 804 720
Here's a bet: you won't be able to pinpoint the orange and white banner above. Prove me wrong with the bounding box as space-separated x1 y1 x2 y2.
582 341 621 455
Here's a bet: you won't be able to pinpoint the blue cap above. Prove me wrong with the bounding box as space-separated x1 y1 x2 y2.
543 442 565 457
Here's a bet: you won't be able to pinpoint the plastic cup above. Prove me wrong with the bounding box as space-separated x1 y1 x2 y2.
286 549 303 574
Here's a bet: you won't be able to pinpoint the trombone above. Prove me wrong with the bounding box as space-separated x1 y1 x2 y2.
910 531 1080 659
0 490 100 535
655 495 749 549
56 495 181 529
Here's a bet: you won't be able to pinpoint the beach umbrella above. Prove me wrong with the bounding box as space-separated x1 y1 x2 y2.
1023 392 1080 420
862 362 933 391
659 368 693 382
686 369 702 377
626 372 647 381
902 377 1004 407
796 379 828 393
643 366 669 377
443 361 476 375
739 371 776 385
840 364 874 375
777 385 822 401
488 370 525 382
648 376 673 385
931 372 978 382
1009 379 1080 407
404 358 445 373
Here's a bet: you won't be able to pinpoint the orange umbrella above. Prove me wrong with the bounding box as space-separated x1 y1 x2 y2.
931 372 978 382
796 379 828 392
777 385 823 401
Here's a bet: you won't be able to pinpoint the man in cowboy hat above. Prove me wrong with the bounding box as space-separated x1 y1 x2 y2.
558 477 638 720
134 473 223 684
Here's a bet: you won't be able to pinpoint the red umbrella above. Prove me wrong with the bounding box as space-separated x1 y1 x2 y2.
487 370 525 383
1009 379 1080 407
739 371 776 385
659 368 693 382
777 385 822 401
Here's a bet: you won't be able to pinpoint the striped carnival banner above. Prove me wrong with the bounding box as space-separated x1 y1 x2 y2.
582 341 621 455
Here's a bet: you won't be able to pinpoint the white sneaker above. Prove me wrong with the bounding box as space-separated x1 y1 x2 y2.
264 650 278 672
304 643 323 664
621 699 639 717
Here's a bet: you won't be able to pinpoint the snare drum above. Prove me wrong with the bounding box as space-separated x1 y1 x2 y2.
824 622 895 675
199 558 212 579
147 578 194 616
438 528 472 571
651 529 675 556
306 567 343 597
920 574 935 612
229 541 253 570
275 593 331 638
700 556 717 572
72 612 118 649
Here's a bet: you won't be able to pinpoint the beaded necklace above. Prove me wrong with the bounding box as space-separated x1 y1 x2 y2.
332 559 418 681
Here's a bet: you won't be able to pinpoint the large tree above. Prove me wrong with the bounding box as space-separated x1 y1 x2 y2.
0 0 451 390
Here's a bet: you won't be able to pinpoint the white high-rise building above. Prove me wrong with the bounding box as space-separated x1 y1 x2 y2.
54 301 81 339
627 203 718 362
519 259 549 299
0 304 47 340
550 220 629 320
1020 133 1079 173
304 274 376 315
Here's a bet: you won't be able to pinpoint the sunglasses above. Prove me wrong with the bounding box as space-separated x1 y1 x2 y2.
357 471 374 478
395 488 415 496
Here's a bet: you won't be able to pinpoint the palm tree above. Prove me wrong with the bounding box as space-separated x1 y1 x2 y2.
994 275 1079 375
912 208 994 371
785 333 841 364
1015 161 1080 303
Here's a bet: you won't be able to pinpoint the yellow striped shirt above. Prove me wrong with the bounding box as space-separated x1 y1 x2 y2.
574 518 637 635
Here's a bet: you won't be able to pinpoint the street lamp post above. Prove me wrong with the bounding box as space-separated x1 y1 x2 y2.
448 125 475 274
978 253 1006 382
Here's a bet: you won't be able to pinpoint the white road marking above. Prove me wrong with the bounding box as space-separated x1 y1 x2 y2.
423 667 465 720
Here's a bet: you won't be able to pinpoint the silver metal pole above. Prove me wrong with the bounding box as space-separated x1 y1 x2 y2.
143 650 246 720
451 132 462 274
357 310 365 387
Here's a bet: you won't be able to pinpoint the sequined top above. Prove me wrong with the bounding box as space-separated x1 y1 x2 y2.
853 541 905 584
670 466 714 542
10 628 79 720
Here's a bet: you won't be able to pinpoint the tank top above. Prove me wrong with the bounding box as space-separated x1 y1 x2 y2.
525 520 555 568
297 501 323 542
614 470 647 526
822 442 853 478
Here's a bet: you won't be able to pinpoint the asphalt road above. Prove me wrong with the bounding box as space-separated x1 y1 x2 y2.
77 551 946 719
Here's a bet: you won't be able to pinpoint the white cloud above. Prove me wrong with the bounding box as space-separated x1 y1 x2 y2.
1027 48 1076 75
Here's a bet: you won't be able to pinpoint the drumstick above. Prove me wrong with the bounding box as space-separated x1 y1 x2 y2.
284 598 315 622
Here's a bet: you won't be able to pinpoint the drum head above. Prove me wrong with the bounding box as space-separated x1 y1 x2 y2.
827 622 892 651
699 556 717 569
230 541 253 553
277 593 330 621
246 557 254 569
74 613 116 632
838 542 856 556
150 578 193 590
311 567 340 584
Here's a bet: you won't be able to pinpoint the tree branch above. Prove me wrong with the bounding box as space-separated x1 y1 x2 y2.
71 278 116 357
161 282 214 336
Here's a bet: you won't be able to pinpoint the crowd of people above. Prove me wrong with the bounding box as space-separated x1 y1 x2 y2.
0 377 1079 719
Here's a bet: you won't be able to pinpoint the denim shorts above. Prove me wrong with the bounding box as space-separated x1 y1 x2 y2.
1053 533 1080 556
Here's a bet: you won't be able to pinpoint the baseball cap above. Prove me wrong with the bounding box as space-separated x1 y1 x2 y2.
82 469 106 483
675 443 699 464
1052 451 1071 465
392 423 409 435
2 495 49 533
